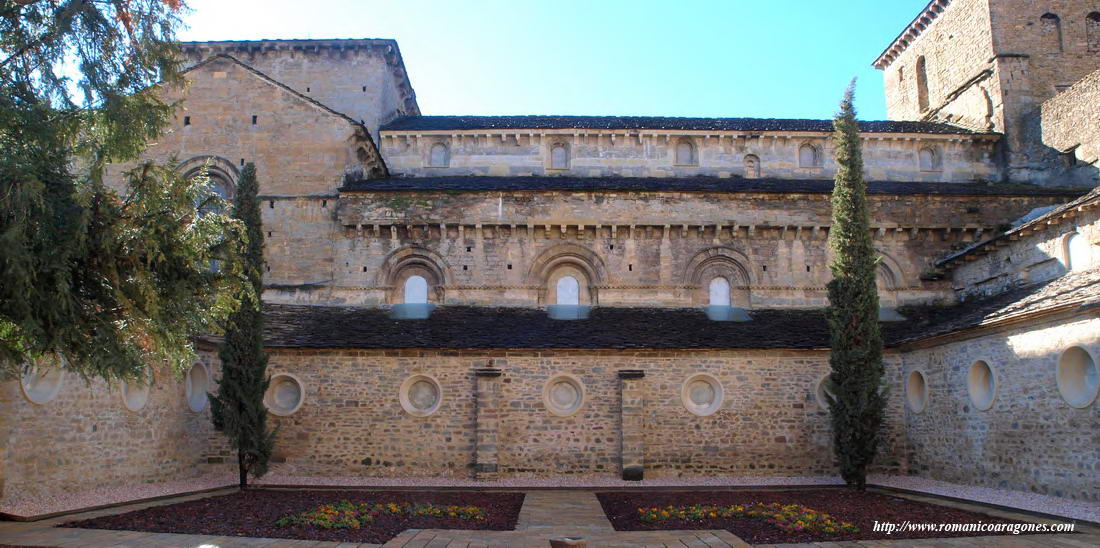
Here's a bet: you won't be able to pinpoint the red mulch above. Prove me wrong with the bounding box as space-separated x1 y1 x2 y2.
61 489 525 544
596 489 1048 544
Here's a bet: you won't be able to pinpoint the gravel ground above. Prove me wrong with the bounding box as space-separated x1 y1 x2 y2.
867 474 1099 524
0 474 235 519
3 472 1096 524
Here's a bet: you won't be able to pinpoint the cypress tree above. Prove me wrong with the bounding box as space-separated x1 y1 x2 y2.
824 81 886 490
210 163 277 489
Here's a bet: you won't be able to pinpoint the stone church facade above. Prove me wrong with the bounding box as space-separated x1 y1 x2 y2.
2 0 1099 506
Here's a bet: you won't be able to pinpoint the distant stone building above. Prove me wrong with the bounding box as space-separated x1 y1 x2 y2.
2 0 1098 506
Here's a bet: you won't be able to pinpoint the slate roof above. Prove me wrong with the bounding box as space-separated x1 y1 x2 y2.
891 267 1100 345
340 176 1085 197
380 115 988 135
263 306 837 350
259 268 1100 351
937 186 1100 267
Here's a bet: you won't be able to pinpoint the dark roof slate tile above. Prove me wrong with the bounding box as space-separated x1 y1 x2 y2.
340 176 1084 197
380 115 987 135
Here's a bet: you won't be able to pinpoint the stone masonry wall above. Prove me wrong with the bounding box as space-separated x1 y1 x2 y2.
898 314 1100 501
0 351 224 503
882 0 997 130
181 40 418 139
1039 68 1100 187
381 131 1000 183
950 197 1098 299
252 348 908 480
295 190 1077 308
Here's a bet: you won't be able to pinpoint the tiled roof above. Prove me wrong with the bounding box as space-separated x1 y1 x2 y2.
380 115 987 135
340 176 1085 197
257 268 1100 351
936 186 1100 267
892 267 1100 345
263 306 838 350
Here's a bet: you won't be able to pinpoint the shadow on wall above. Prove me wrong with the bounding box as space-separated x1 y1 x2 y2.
1021 109 1100 187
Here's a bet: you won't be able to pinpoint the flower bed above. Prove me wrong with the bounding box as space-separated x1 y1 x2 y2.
597 489 1045 543
276 499 487 529
62 489 523 544
638 502 858 535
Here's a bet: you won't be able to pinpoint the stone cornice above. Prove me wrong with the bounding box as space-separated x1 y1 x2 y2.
873 0 952 70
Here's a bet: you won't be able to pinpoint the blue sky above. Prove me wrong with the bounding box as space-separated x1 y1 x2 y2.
179 0 928 121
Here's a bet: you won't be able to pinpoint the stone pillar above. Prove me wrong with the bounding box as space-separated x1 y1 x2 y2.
618 369 645 481
474 367 502 480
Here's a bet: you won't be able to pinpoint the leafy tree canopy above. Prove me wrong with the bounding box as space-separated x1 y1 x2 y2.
1 0 247 381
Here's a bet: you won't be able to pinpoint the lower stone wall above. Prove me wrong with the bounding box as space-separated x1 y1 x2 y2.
898 314 1100 501
0 351 224 503
257 348 909 480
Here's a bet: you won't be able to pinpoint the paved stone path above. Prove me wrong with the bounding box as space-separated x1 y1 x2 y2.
0 488 1097 547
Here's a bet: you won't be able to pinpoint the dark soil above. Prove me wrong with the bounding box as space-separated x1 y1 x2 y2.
596 489 1047 544
62 489 525 544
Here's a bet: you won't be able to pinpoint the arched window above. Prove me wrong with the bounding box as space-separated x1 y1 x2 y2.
708 277 730 307
403 275 429 304
916 56 930 111
1040 13 1063 53
550 143 569 170
798 143 820 168
918 146 941 171
1088 12 1100 51
556 276 580 306
743 154 760 178
428 143 449 168
1065 232 1091 271
675 139 696 166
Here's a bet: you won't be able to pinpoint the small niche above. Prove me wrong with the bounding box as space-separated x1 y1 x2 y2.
362 266 367 272
251 115 257 125
463 265 468 271
628 264 633 271
269 201 275 209
183 116 191 126
609 244 615 250
466 246 472 252
762 265 768 271
321 199 327 208
362 86 367 92
507 264 513 270
240 158 245 166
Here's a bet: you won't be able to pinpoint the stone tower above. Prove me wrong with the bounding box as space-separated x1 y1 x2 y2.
875 0 1100 184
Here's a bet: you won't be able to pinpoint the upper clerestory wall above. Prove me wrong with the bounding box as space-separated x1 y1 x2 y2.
379 116 1000 183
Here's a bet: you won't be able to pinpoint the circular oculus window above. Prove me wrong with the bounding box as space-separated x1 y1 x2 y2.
681 373 724 416
399 374 442 416
906 370 929 413
967 360 997 411
264 373 305 416
121 374 152 412
20 354 67 405
543 375 585 417
185 363 211 412
1057 346 1099 408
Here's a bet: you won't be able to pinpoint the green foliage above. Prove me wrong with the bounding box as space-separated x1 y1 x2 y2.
1 1 247 381
824 80 887 490
209 163 276 488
